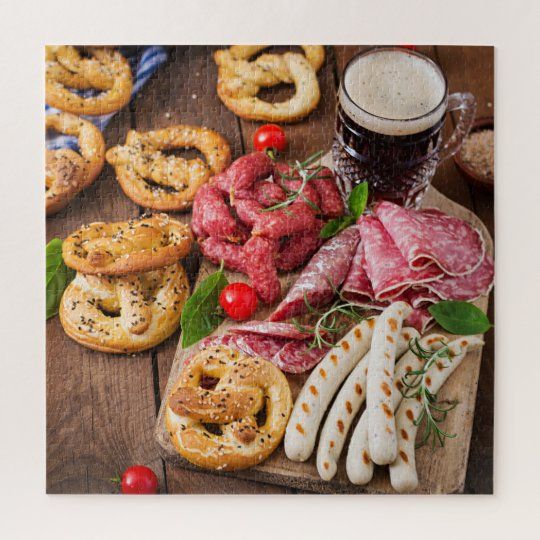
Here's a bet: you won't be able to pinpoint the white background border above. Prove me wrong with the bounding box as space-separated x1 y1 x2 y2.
1 0 539 538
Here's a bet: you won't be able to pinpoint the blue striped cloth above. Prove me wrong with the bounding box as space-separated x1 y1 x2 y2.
46 46 167 150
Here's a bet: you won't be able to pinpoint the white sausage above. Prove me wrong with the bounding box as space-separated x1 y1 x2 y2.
346 333 448 485
367 302 412 465
389 335 484 493
316 327 419 481
284 318 377 462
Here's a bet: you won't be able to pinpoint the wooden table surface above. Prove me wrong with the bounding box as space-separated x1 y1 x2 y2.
46 45 494 494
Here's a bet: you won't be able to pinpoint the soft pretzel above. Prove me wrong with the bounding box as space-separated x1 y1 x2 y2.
165 345 292 471
106 126 232 211
59 263 189 353
45 113 105 215
62 214 193 275
46 46 132 115
214 46 325 122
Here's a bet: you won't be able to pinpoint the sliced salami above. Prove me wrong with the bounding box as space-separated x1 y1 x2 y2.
341 241 376 304
228 321 314 340
374 201 485 276
272 340 329 374
422 252 494 301
269 225 361 322
404 308 434 335
358 215 443 301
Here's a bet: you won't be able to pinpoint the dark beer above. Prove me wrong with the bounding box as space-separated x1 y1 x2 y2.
334 47 453 208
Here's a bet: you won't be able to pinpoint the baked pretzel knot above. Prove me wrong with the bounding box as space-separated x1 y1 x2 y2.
60 263 189 353
46 113 105 215
46 46 132 115
63 214 193 275
214 45 325 122
166 345 293 470
106 126 232 211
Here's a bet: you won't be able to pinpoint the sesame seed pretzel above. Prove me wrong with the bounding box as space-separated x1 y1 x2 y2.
214 45 325 122
62 214 193 275
59 263 189 353
45 113 105 215
165 345 292 471
106 125 232 211
46 46 133 115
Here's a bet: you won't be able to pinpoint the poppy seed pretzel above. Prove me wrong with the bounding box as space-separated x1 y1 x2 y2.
165 345 292 471
62 214 193 275
46 46 132 115
45 113 105 215
59 263 189 353
214 46 325 122
106 125 231 211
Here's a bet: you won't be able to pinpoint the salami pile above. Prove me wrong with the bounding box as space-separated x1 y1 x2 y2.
199 321 328 374
269 200 493 334
191 152 345 304
341 201 494 331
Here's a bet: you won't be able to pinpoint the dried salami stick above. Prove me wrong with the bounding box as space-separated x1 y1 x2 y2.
316 327 419 481
367 301 412 465
389 335 484 493
346 333 447 485
284 318 377 462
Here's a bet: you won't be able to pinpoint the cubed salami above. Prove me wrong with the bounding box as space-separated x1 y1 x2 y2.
269 225 361 321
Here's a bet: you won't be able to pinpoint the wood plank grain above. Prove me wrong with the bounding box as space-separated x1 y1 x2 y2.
435 46 494 494
46 109 165 493
132 46 293 493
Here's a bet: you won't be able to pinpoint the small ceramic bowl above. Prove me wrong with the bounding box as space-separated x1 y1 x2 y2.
453 116 494 191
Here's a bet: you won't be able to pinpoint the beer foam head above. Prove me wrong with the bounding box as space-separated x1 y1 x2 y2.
341 48 447 136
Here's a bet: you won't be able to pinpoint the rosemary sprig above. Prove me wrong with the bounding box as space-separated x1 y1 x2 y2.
400 338 459 450
261 150 331 214
292 279 366 350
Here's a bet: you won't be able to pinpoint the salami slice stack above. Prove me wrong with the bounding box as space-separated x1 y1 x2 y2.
342 201 494 332
200 321 328 374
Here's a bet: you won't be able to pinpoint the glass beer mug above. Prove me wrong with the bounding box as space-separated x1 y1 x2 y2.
333 46 476 208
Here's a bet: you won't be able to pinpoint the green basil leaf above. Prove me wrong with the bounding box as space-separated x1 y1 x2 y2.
46 238 75 319
428 300 492 335
181 264 229 348
348 182 369 219
319 215 355 239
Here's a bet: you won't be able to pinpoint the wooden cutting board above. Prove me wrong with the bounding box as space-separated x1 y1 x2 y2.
155 175 493 494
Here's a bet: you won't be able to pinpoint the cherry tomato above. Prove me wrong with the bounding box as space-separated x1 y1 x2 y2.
120 465 158 494
399 45 417 51
253 124 287 153
219 282 258 321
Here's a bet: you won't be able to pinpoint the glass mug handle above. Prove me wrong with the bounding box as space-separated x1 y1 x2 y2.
438 92 477 162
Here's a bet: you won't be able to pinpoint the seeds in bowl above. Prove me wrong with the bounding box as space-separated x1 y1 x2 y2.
460 129 494 178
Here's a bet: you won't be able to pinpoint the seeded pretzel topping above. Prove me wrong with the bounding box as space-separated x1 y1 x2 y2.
59 263 189 353
165 345 292 471
46 46 133 115
106 125 231 211
45 113 105 215
62 214 193 275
